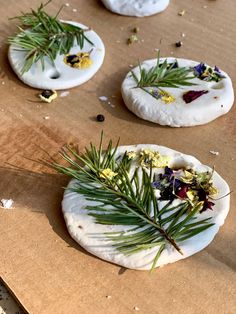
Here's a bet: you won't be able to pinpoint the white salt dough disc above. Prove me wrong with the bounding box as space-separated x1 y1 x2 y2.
62 144 230 270
101 0 169 17
8 21 105 90
121 58 234 127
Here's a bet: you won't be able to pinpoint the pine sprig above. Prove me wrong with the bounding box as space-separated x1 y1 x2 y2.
8 0 94 73
131 52 196 89
51 133 214 270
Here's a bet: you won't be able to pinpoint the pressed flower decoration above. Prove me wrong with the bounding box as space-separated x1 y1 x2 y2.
100 168 117 180
130 52 226 106
64 51 93 69
183 63 225 103
131 52 196 104
152 167 218 212
183 90 208 104
147 89 176 104
52 133 222 269
193 63 226 82
140 149 171 168
8 1 94 74
126 151 137 160
159 91 176 104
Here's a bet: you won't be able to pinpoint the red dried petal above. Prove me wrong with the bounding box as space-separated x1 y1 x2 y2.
183 90 208 104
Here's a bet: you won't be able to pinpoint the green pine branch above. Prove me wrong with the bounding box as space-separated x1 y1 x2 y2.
8 0 94 73
131 52 196 90
51 133 214 270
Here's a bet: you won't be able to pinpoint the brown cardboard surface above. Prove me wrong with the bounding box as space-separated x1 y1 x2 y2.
0 0 235 313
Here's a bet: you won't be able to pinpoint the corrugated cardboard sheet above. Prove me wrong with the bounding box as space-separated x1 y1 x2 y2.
0 0 235 313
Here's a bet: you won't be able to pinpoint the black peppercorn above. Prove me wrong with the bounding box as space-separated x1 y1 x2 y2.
175 41 183 47
96 114 105 122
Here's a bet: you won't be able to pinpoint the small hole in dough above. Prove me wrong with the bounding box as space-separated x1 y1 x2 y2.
170 157 193 170
211 82 224 90
48 69 61 79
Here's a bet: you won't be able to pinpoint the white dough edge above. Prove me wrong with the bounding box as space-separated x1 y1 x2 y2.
62 144 230 270
121 58 234 127
101 0 169 17
8 21 105 90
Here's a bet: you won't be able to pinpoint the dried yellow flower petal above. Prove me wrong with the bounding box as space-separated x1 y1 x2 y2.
64 52 93 69
140 149 171 168
127 34 139 45
160 91 176 104
178 10 186 16
209 186 218 196
186 190 197 201
181 170 195 183
152 156 171 168
126 151 137 160
100 168 117 180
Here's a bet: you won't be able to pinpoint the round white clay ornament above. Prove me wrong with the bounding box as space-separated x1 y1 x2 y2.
101 0 170 17
8 21 105 90
62 144 230 270
121 58 234 127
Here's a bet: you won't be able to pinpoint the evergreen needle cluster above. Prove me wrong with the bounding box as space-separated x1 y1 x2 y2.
8 0 93 73
52 133 214 270
131 52 196 89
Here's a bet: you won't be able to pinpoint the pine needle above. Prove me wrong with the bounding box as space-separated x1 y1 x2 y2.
51 134 215 270
131 51 196 90
8 0 94 74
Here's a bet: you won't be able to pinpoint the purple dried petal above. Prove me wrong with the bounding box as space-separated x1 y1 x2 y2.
173 179 182 189
214 66 226 79
183 90 209 104
194 63 206 76
214 66 220 73
152 181 162 189
152 90 159 98
164 166 174 177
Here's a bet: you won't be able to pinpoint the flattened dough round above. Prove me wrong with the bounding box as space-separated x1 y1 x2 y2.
62 145 230 270
121 58 234 127
101 0 169 17
8 21 105 90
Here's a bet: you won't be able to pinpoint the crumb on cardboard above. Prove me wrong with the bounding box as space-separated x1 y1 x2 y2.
209 150 219 156
99 96 108 102
106 295 112 299
178 10 186 16
127 35 139 45
1 199 14 209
